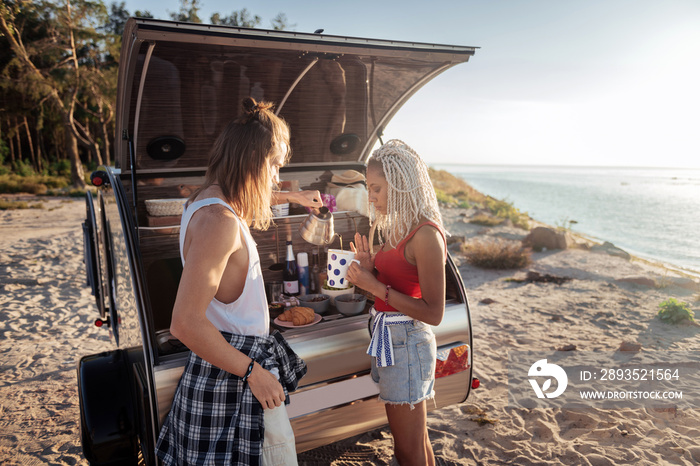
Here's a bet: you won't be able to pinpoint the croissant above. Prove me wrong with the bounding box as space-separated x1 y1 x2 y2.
292 306 315 325
279 306 315 326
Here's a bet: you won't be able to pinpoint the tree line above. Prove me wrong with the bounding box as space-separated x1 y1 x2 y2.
0 0 291 187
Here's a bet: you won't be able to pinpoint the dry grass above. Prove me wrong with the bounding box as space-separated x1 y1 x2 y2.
429 169 530 229
0 174 70 195
0 199 45 210
469 214 504 227
461 238 532 269
429 168 487 205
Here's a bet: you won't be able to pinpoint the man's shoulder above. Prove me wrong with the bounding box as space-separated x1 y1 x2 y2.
188 204 241 242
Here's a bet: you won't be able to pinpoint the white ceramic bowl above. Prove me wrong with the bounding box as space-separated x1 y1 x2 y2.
321 282 355 305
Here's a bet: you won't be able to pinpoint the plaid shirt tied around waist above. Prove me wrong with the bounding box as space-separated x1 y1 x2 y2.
155 330 307 466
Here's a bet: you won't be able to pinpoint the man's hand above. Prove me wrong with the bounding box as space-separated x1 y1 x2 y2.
247 362 286 409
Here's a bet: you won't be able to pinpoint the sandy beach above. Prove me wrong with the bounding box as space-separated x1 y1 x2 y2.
1 196 699 465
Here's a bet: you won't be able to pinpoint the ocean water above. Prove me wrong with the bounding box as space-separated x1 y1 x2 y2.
435 164 700 274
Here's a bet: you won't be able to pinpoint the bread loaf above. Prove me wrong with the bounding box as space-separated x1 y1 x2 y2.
278 306 315 326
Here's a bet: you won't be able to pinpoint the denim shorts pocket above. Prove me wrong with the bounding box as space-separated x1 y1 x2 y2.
416 335 437 382
390 324 408 346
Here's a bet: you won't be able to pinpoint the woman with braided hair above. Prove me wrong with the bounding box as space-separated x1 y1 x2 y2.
347 139 446 466
156 97 322 465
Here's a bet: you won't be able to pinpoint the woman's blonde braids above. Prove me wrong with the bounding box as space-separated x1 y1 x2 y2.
369 139 445 248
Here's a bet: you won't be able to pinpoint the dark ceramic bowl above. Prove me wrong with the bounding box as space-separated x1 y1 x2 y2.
298 293 331 315
334 293 367 316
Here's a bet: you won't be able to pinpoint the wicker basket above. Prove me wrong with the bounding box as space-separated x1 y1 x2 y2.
145 198 187 217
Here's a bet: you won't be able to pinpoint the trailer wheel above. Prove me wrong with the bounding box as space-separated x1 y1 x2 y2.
78 349 138 465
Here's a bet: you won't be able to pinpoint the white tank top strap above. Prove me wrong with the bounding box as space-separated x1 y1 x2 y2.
179 198 239 262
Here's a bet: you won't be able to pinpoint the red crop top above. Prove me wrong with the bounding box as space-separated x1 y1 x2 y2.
373 222 446 312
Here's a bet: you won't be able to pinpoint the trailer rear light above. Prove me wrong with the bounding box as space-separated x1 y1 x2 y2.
90 170 108 187
94 318 110 328
435 343 470 379
472 377 480 389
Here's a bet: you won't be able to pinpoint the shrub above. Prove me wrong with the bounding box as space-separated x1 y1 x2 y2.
657 298 696 325
484 197 530 230
435 189 458 206
0 139 9 164
0 199 44 210
0 199 27 210
0 174 70 194
461 238 532 269
469 214 504 227
12 159 36 177
46 159 72 177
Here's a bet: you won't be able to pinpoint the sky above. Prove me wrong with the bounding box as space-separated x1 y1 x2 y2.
118 0 700 168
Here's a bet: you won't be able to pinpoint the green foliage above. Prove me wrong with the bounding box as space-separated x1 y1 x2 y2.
11 160 36 177
270 13 295 31
657 298 696 325
103 1 131 36
435 189 457 205
45 159 72 177
170 0 203 22
1 0 291 179
461 238 532 270
210 8 261 28
434 189 471 209
0 143 9 174
0 139 8 164
484 197 530 229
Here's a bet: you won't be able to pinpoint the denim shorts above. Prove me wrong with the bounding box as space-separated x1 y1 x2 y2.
370 313 437 407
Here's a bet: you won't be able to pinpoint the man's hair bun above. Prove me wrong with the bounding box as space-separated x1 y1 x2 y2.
241 97 274 123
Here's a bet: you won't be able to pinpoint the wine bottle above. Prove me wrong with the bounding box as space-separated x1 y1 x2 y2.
283 235 299 297
309 248 320 294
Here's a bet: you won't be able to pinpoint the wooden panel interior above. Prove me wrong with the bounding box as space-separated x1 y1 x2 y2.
134 167 373 338
132 166 462 348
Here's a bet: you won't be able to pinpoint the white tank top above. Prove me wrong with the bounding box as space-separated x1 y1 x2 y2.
179 198 269 336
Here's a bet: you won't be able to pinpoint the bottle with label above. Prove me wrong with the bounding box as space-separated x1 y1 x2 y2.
318 246 329 290
309 248 320 294
297 252 309 296
283 235 299 297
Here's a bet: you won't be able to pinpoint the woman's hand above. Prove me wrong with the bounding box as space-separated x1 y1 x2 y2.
349 232 374 271
346 262 381 299
288 190 323 209
246 362 286 410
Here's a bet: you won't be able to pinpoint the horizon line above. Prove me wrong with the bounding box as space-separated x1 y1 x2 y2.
429 163 700 171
